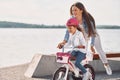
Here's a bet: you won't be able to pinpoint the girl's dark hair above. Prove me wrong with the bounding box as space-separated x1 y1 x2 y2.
70 2 96 37
71 25 82 32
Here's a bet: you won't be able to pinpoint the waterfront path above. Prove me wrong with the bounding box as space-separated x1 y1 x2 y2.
0 63 120 80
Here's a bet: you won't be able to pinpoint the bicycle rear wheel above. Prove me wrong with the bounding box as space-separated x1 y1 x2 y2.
84 64 95 80
71 64 95 80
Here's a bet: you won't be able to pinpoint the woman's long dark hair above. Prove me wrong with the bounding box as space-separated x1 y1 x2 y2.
70 2 96 37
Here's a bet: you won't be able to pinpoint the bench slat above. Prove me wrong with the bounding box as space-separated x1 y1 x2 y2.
70 53 120 60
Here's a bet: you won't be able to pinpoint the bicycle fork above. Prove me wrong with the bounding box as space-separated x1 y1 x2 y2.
61 64 69 80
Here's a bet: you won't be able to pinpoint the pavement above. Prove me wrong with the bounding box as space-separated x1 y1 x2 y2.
0 63 120 80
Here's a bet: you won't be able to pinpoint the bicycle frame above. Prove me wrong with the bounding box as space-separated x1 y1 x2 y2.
55 47 93 80
54 46 95 80
56 52 89 80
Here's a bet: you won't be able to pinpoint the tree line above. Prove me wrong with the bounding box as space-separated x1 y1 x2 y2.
0 21 120 29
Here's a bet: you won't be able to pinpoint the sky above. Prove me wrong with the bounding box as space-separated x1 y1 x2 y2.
0 0 120 25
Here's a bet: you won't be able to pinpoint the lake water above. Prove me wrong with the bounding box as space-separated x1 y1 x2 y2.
0 28 120 68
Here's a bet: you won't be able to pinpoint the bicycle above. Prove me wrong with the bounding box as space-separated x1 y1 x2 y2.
53 47 95 80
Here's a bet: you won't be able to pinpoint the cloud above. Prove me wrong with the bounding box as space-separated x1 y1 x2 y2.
0 0 120 25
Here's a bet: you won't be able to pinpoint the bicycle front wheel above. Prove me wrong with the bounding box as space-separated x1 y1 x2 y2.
53 67 69 80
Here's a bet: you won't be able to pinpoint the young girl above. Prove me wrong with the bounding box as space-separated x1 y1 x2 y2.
57 17 91 80
58 2 112 75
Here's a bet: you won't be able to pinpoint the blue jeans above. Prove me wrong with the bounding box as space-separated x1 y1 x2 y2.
71 50 87 73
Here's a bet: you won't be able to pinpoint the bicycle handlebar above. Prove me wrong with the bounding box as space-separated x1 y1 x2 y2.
62 46 74 52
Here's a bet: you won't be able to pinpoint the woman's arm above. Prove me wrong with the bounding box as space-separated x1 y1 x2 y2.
64 30 69 42
91 36 95 46
90 21 96 53
91 36 96 53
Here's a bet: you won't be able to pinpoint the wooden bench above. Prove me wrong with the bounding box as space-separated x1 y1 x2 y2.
93 53 120 60
70 53 120 60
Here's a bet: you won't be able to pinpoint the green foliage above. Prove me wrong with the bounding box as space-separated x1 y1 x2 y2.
0 21 65 28
97 25 120 29
0 21 120 29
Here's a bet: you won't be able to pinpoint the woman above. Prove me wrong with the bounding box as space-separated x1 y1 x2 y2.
58 2 112 75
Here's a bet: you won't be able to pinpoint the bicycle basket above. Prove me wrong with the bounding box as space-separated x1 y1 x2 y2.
56 52 71 63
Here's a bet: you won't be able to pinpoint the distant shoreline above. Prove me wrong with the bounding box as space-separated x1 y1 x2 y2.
0 21 120 29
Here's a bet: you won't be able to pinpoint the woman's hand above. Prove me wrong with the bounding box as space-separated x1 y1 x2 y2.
91 46 96 54
77 45 85 49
